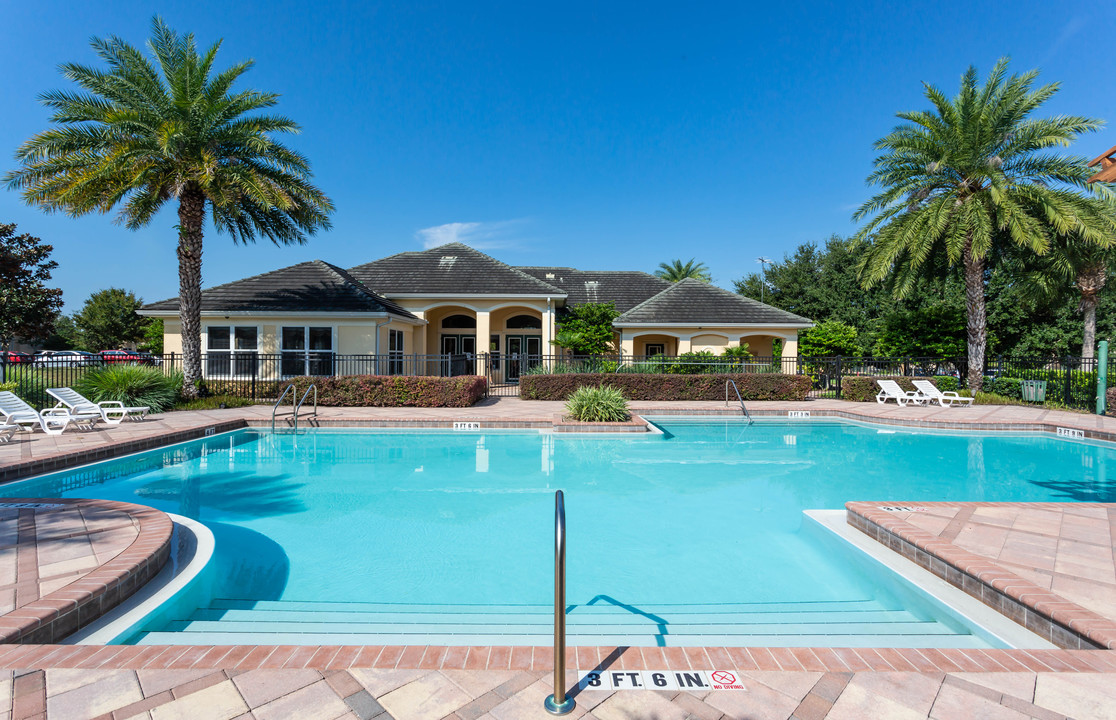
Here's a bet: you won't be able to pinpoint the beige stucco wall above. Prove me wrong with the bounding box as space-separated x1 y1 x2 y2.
620 326 805 358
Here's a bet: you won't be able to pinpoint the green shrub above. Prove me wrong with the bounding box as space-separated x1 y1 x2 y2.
1108 387 1115 415
520 373 812 401
285 375 486 407
840 376 959 402
0 381 15 392
173 395 258 411
75 365 183 412
565 385 631 422
983 377 1023 399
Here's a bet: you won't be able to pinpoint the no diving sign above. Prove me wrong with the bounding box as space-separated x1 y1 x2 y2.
578 669 746 691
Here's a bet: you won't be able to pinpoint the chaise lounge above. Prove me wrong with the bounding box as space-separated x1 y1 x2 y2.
46 387 150 425
912 379 974 408
0 391 97 435
875 379 924 407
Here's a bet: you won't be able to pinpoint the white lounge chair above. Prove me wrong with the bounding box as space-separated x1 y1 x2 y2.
0 391 95 435
912 379 974 407
0 418 17 443
875 380 924 406
46 387 150 425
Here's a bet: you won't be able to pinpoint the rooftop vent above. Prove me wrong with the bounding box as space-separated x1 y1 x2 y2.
545 273 555 279
439 256 458 267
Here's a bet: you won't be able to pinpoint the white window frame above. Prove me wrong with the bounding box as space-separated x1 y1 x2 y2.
203 324 261 379
388 328 405 375
280 325 336 378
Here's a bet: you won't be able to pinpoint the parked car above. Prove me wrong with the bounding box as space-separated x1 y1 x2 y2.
134 352 163 366
100 349 147 365
0 351 31 364
33 350 98 367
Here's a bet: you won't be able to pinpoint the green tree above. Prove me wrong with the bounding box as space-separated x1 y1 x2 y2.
74 288 150 351
4 18 333 397
138 318 164 353
42 315 81 351
854 58 1114 391
1019 234 1114 359
552 302 620 355
0 223 64 351
874 304 967 358
655 258 712 283
798 320 859 357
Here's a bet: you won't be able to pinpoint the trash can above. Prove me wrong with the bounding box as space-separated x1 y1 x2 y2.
1021 380 1047 402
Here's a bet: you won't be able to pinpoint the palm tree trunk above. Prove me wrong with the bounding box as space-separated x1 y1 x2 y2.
1081 292 1097 360
962 240 986 393
177 187 206 399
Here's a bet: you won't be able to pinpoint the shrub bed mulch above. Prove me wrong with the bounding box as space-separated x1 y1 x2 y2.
840 376 957 402
519 373 811 401
285 375 487 407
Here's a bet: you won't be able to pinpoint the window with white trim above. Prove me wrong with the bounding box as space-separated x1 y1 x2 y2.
281 326 334 376
206 326 258 377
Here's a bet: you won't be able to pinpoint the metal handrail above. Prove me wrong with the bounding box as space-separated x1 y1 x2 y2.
725 380 754 425
271 384 297 430
293 384 318 430
544 490 574 715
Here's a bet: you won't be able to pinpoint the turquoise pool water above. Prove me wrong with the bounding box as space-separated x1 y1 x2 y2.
6 419 1113 646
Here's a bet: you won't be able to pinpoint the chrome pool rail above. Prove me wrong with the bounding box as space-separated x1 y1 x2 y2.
725 379 754 425
295 384 318 429
271 384 297 430
271 383 317 430
544 490 574 715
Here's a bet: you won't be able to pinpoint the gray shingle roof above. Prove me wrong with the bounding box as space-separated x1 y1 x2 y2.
516 267 671 313
141 260 417 318
616 278 812 325
348 243 565 295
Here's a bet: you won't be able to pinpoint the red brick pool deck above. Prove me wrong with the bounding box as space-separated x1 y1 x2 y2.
0 399 1114 718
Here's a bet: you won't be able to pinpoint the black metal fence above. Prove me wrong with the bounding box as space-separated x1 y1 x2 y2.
1 351 1112 411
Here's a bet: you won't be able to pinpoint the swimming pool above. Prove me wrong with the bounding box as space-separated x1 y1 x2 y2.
7 419 1113 647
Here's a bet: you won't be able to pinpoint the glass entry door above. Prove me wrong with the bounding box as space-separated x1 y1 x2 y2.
505 335 541 382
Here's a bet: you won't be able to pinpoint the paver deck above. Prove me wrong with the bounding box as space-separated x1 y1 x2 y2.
0 399 1114 717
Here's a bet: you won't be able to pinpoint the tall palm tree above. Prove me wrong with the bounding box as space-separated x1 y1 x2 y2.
854 58 1114 391
1021 232 1114 359
655 258 712 283
4 18 333 397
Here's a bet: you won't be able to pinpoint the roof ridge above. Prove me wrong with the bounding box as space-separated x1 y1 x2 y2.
439 243 567 294
315 260 417 319
617 278 811 324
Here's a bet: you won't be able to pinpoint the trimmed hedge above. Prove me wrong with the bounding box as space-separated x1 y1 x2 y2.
286 375 487 407
840 376 959 402
519 373 811 401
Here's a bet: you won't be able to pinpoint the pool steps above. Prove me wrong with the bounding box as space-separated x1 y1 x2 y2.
133 597 990 648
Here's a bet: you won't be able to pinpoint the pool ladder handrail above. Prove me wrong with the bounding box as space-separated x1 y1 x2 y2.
271 384 296 430
725 379 755 425
270 383 318 430
544 490 574 715
294 384 318 429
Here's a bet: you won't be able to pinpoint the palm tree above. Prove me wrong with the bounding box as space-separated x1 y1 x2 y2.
655 258 712 283
1021 233 1114 359
4 18 333 397
854 58 1114 391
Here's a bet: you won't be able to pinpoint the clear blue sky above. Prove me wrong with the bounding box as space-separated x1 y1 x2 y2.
2 0 1113 309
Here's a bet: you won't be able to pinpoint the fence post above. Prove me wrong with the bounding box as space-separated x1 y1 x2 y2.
835 357 843 399
0 350 6 384
1063 355 1073 406
251 355 258 402
1098 341 1109 416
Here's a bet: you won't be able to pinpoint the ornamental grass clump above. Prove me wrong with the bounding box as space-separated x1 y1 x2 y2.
565 385 630 422
75 365 183 412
